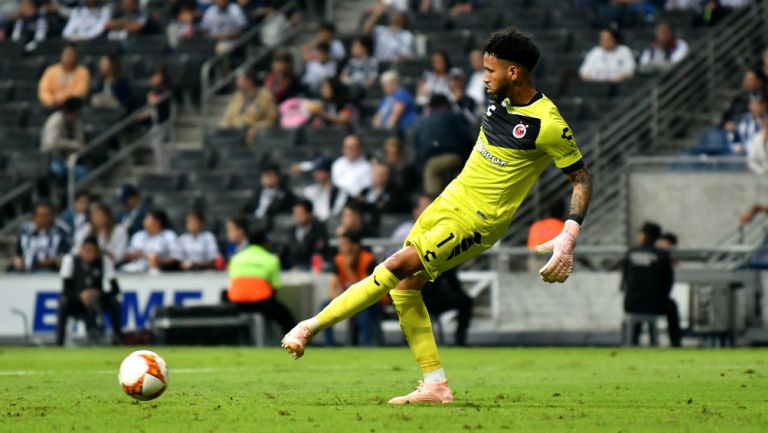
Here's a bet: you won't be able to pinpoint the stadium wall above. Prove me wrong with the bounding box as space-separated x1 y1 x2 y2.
629 171 768 248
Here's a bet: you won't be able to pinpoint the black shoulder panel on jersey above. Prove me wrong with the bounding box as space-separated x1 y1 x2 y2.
481 103 541 150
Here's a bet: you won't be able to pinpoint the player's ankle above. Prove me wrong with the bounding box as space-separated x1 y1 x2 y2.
423 368 447 384
300 318 320 334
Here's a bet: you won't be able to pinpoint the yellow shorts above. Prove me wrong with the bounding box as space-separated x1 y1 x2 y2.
404 195 503 282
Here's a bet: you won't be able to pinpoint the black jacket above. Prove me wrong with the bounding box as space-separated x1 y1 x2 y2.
621 244 674 314
286 219 329 270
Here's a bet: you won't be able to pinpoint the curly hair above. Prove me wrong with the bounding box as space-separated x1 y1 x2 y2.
481 27 540 71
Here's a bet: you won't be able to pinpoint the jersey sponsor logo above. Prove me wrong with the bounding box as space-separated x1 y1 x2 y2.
476 142 509 167
513 123 527 139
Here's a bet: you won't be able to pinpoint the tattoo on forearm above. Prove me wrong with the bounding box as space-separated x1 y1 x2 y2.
566 167 592 220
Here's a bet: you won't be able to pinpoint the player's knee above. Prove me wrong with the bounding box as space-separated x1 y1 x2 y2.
384 247 422 280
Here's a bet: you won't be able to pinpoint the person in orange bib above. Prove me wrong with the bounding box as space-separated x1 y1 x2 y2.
227 228 296 335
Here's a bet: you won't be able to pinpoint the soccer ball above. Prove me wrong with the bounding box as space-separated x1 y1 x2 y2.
118 350 168 401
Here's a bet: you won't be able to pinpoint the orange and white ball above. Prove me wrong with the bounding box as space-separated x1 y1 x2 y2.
118 350 168 401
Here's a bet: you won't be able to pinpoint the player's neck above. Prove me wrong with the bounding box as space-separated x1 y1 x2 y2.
505 85 538 106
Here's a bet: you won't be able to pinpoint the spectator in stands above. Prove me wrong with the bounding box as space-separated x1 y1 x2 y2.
117 183 147 238
224 214 250 260
748 117 768 175
332 134 372 197
91 55 134 113
166 1 198 48
336 200 378 238
264 50 299 103
201 0 247 54
41 97 86 182
421 267 473 346
38 44 90 109
10 0 48 52
383 136 420 202
340 37 379 95
74 201 128 263
285 198 329 271
638 22 690 74
252 164 295 221
363 5 414 63
359 160 404 214
220 69 278 144
302 42 337 95
466 49 486 112
733 97 767 155
322 229 380 346
179 209 221 270
416 51 452 106
56 236 123 345
303 21 346 63
123 208 182 273
306 77 358 130
301 157 347 223
391 194 432 247
579 28 636 83
137 68 172 172
105 0 147 40
61 190 92 238
621 222 681 347
372 71 419 132
414 94 472 196
225 228 297 337
62 0 111 41
12 202 69 273
723 69 767 128
447 67 478 125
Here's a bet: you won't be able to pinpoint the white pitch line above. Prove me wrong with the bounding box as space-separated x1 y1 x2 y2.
0 367 237 376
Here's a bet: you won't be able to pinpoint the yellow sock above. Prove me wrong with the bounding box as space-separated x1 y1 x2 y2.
390 289 443 374
315 264 399 331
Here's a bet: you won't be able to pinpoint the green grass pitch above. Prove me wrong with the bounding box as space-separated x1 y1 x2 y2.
1 347 767 433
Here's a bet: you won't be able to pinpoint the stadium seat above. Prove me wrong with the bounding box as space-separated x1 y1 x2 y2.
124 35 168 58
205 129 245 149
451 10 503 32
7 151 48 179
3 128 39 151
78 39 122 59
177 37 217 59
187 173 235 192
170 150 212 172
379 214 409 238
139 174 184 193
300 127 346 149
410 13 448 33
358 128 396 148
12 81 41 104
0 108 23 129
427 31 473 56
254 126 298 148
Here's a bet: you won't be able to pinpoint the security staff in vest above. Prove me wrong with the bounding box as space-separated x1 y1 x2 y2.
621 222 681 347
225 228 296 335
322 229 379 346
57 236 123 346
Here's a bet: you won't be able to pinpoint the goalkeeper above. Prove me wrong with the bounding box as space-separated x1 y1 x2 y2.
282 27 593 404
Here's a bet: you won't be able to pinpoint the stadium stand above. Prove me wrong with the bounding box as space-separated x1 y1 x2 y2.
0 0 765 278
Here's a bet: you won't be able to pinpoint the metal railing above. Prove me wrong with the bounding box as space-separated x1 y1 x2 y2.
66 94 176 206
200 1 304 137
502 3 768 247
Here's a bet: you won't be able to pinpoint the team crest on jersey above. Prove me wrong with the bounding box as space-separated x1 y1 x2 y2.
513 123 527 139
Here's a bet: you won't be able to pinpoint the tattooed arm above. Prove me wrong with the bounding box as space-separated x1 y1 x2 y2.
565 166 592 226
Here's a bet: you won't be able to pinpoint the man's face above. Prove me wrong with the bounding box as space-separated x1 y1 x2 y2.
656 24 672 44
372 163 389 188
382 78 398 95
121 0 137 12
236 74 254 92
342 137 362 160
470 50 483 71
318 29 332 42
33 206 52 230
20 0 37 16
124 195 138 210
749 99 766 117
384 141 401 163
483 53 513 100
261 170 279 189
80 243 98 264
226 221 244 243
313 168 330 184
61 47 77 69
341 208 361 231
743 71 762 92
338 237 359 256
215 0 229 9
75 195 90 213
656 239 672 250
85 0 100 8
293 205 311 226
186 215 202 234
143 215 160 234
599 30 616 50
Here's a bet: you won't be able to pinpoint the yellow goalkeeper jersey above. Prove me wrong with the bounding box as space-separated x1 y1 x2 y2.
441 91 584 230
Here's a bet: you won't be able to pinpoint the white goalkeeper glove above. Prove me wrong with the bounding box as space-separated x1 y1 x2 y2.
535 220 580 284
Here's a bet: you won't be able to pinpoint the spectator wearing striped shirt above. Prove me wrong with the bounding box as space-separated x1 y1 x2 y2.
363 6 414 63
200 0 247 55
179 210 221 271
13 202 70 273
9 0 48 52
62 0 111 42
